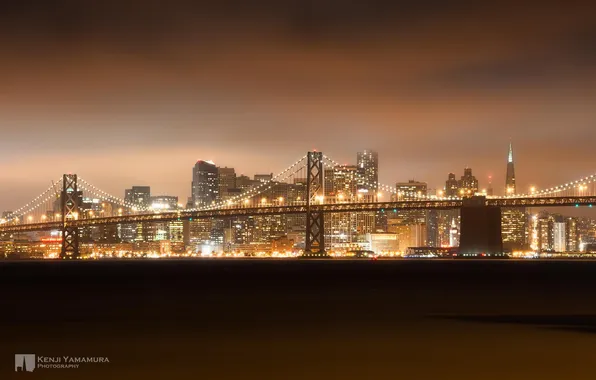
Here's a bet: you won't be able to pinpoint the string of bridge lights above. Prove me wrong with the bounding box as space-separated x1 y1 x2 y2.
76 183 144 212
77 182 136 209
1 179 63 224
2 190 61 224
186 155 308 212
515 174 596 198
78 177 146 210
5 157 595 227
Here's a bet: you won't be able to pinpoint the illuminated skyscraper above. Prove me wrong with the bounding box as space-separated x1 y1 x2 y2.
445 173 459 197
125 186 151 207
506 142 516 194
458 168 479 197
449 218 459 247
444 169 478 197
217 167 236 201
501 143 528 250
554 222 566 252
357 150 378 193
566 217 579 252
192 160 218 207
123 186 151 242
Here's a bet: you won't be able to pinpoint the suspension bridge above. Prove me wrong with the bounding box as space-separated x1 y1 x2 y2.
1 152 595 259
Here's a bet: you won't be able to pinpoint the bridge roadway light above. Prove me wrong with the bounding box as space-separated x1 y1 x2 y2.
27 215 33 222
278 197 284 203
41 215 47 221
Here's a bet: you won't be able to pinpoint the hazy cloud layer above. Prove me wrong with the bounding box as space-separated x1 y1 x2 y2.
0 1 595 208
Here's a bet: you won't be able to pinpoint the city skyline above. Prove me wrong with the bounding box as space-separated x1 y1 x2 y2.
3 141 592 210
1 1 595 210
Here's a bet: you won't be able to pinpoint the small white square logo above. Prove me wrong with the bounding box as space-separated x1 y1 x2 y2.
15 354 35 372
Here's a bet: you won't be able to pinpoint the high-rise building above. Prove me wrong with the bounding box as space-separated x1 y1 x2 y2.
356 150 379 240
192 160 218 207
324 165 360 247
566 217 579 252
536 213 555 252
449 218 460 247
426 210 440 247
394 181 427 225
458 168 479 197
506 142 516 194
217 167 237 201
149 196 180 242
125 186 151 208
357 150 378 193
444 169 478 198
501 208 527 250
389 180 429 245
331 165 359 198
554 222 566 252
396 181 428 200
501 143 527 250
445 173 459 197
123 186 151 242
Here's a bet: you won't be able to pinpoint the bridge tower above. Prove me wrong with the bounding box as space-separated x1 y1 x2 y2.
459 196 503 257
60 174 80 259
303 151 328 257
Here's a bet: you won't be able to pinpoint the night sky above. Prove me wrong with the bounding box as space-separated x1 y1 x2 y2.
1 1 595 208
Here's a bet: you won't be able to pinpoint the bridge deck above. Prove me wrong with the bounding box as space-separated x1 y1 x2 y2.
1 196 595 233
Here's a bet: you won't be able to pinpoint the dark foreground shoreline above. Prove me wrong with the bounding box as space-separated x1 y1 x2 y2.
2 259 596 379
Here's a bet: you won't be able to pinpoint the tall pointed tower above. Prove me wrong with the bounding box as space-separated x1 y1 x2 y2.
502 142 527 250
505 142 516 194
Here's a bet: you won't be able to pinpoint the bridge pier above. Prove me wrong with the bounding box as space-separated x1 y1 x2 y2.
303 151 328 258
60 174 80 259
458 196 504 257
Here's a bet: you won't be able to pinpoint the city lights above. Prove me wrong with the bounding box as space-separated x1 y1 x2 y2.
0 149 595 260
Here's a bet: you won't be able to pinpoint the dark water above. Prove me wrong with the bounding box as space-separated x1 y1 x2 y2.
2 259 596 379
